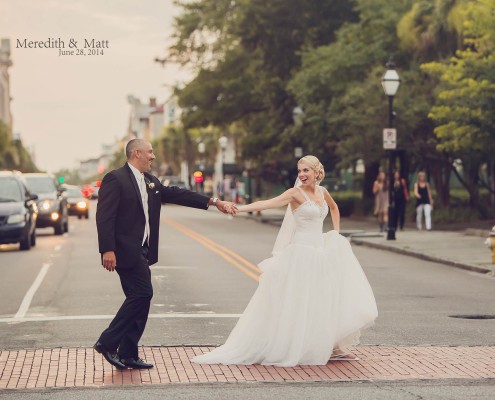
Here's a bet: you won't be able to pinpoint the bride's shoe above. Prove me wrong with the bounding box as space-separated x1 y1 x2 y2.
329 352 359 361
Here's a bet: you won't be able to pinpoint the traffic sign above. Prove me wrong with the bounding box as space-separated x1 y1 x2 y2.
383 128 397 149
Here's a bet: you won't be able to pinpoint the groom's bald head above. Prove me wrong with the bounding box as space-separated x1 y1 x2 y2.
126 139 149 160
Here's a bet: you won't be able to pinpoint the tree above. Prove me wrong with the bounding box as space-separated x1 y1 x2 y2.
421 0 495 214
288 0 414 199
171 0 357 167
397 0 465 61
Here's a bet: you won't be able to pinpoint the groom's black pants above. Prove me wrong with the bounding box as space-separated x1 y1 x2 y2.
98 245 153 359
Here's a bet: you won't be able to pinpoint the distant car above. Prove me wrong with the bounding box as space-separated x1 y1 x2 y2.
81 184 94 199
24 173 69 235
63 185 89 219
90 185 99 199
0 171 38 250
83 181 101 200
158 175 188 189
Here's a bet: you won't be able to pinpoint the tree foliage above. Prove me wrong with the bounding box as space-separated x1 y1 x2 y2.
167 0 495 213
421 0 495 213
171 0 357 166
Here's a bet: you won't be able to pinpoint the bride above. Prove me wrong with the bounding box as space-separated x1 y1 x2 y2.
192 155 378 367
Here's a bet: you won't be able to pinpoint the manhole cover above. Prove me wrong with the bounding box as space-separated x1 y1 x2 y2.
449 315 495 319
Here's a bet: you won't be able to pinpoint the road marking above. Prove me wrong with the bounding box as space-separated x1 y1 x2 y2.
152 266 198 270
0 313 242 323
14 263 51 320
164 218 261 282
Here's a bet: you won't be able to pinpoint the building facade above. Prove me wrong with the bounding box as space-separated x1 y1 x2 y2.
126 95 164 141
0 38 13 132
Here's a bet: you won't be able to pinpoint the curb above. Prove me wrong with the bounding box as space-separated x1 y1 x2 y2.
350 237 495 276
241 213 495 276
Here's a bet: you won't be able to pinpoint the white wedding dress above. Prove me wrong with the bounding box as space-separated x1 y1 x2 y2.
192 186 378 366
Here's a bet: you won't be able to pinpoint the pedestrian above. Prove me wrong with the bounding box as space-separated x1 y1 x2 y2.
192 155 378 366
223 175 231 201
392 170 409 231
230 176 239 203
373 171 389 232
216 180 224 200
414 171 434 231
94 139 236 370
203 176 213 197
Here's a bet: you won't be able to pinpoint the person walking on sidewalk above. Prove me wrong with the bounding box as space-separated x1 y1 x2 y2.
94 139 236 370
373 172 389 232
414 171 434 231
392 170 409 231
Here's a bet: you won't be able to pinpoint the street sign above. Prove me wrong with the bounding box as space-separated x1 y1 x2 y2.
383 128 397 149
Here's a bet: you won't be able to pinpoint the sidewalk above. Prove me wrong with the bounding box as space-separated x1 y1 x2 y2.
1 345 495 389
244 209 495 275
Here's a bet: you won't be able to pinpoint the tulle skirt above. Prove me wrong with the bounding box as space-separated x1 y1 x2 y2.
192 230 378 367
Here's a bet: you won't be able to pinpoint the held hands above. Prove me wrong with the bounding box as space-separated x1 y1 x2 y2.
216 200 239 215
102 251 117 272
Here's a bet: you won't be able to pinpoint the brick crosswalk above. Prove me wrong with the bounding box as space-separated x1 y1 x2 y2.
1 346 495 389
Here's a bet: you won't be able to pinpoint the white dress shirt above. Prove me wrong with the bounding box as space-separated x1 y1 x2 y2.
128 163 150 246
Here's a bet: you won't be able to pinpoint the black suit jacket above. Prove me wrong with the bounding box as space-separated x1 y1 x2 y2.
96 164 210 269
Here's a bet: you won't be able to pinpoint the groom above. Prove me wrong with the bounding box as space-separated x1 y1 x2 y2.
94 138 236 369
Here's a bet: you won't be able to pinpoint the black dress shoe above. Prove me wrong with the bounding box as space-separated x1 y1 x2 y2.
93 342 126 370
120 357 154 369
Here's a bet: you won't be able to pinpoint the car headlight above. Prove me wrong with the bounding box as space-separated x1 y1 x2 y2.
40 200 54 211
76 201 87 209
7 213 25 224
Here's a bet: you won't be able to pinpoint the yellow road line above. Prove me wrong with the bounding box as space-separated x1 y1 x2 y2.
163 218 260 282
165 218 261 274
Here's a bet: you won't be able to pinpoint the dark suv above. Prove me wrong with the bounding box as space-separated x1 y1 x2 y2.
0 171 38 250
24 173 69 235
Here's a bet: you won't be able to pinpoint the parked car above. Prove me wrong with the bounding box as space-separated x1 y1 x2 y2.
24 173 69 235
63 184 89 219
0 171 38 250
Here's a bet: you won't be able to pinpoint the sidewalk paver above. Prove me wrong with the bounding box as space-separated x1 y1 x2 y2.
1 345 494 389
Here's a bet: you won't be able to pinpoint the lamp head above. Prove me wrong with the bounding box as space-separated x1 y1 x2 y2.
381 59 400 96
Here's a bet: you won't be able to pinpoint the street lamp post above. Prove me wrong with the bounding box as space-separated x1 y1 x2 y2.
381 59 400 240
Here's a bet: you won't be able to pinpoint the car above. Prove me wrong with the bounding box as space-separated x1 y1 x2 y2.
89 185 99 199
81 183 94 199
158 175 188 189
63 184 89 219
24 173 69 235
0 171 38 250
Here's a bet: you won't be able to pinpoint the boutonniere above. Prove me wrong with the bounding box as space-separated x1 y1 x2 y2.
144 177 155 190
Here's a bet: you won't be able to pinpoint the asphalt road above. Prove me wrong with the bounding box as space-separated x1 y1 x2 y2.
1 202 494 350
1 380 495 400
1 201 495 399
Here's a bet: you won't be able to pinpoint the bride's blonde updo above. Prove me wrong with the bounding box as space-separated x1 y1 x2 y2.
298 155 325 182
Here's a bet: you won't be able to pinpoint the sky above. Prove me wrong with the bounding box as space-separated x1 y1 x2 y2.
0 0 189 173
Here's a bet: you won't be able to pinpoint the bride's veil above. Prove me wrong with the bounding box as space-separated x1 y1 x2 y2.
271 179 301 255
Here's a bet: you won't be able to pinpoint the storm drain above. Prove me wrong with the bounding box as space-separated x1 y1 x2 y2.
449 315 495 319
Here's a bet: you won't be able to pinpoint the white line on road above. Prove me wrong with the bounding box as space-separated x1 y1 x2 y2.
14 263 51 320
0 313 241 323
